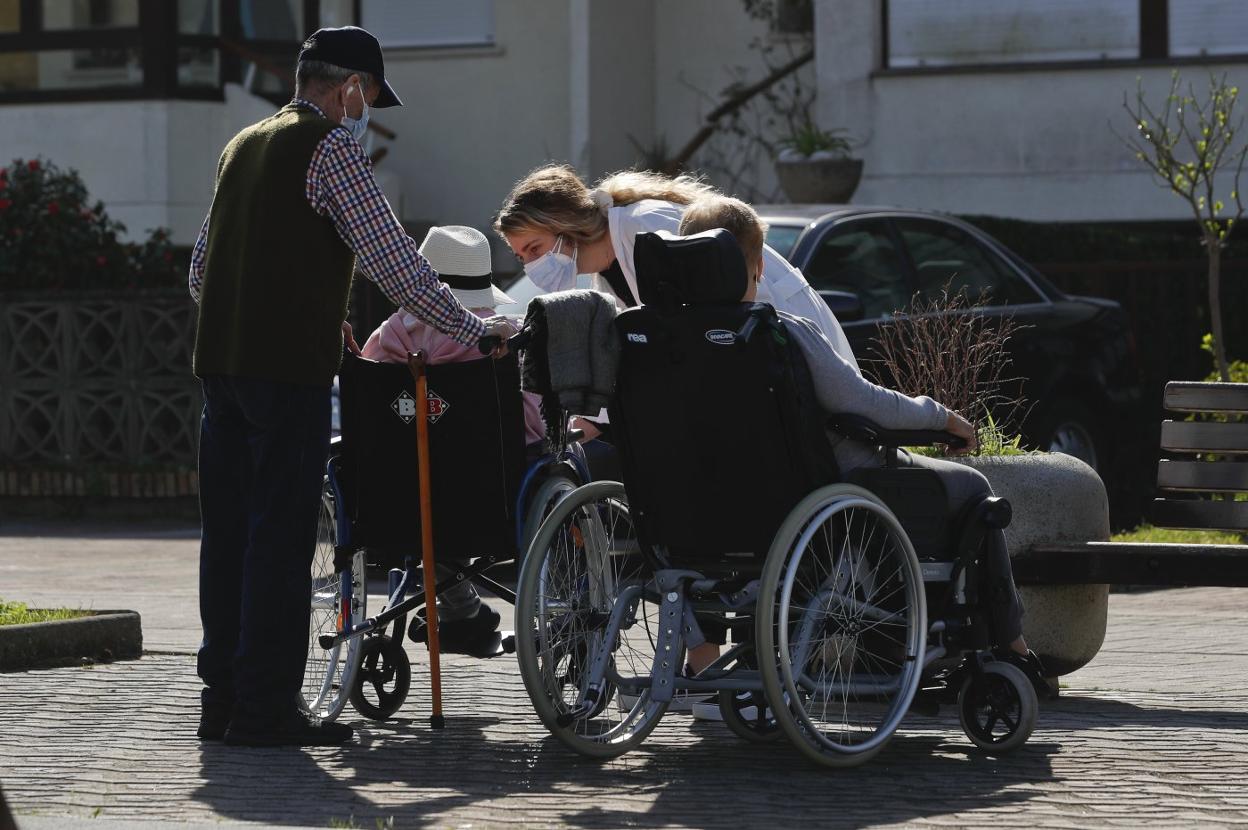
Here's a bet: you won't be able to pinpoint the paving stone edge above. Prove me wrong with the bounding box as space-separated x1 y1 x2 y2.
0 611 142 672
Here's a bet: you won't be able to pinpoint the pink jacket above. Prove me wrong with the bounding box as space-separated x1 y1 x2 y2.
362 308 546 447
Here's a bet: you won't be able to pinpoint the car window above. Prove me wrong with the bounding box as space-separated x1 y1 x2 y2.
764 224 803 261
804 220 912 319
895 218 1042 306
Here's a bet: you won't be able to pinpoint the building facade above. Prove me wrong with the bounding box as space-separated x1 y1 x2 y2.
0 0 1242 251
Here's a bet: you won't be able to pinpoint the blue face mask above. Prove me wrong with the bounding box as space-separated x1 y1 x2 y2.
341 81 369 143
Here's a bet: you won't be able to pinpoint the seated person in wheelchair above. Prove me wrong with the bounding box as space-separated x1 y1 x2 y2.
678 196 1048 691
361 224 542 652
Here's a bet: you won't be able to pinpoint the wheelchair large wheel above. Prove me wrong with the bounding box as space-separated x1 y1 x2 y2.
958 661 1037 754
515 481 666 758
302 485 366 721
757 484 927 768
519 468 580 555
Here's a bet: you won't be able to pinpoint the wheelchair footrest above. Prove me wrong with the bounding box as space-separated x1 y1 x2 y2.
409 620 513 659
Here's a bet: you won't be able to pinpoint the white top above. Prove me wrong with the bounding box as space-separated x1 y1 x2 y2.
600 199 860 373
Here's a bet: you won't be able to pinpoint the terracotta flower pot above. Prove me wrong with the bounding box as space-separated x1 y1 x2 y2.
774 155 863 203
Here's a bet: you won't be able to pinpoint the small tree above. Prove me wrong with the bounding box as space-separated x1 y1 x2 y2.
1119 71 1248 383
868 288 1028 455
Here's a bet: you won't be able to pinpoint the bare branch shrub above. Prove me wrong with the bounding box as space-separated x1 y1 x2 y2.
866 288 1029 452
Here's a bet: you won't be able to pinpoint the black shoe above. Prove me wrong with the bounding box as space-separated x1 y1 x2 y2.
223 707 354 747
197 700 232 741
409 605 503 658
995 648 1058 701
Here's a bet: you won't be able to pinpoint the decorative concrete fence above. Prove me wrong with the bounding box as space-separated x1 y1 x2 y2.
0 290 200 497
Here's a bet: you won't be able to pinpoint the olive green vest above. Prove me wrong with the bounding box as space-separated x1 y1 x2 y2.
193 103 355 386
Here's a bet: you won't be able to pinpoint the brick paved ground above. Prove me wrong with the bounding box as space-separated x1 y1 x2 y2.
1 523 1246 828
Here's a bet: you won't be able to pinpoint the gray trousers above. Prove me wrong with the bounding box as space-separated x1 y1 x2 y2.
885 450 1025 646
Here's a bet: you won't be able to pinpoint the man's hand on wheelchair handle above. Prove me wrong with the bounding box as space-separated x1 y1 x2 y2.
944 411 977 455
484 318 518 359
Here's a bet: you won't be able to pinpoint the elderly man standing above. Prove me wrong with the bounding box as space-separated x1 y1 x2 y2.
189 26 506 747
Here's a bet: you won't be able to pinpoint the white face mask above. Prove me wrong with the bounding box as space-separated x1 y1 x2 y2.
523 235 578 292
341 80 369 143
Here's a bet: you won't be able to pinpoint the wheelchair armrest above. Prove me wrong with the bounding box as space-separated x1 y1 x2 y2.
828 413 966 450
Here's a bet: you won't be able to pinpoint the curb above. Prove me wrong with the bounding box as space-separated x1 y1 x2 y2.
0 611 142 672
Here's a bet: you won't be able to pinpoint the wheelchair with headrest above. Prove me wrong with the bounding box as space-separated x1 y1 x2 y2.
513 229 1038 767
302 345 589 722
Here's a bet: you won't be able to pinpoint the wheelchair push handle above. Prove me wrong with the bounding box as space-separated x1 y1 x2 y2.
477 326 533 356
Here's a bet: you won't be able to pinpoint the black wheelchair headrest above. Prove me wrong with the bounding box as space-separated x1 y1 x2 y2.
634 229 749 311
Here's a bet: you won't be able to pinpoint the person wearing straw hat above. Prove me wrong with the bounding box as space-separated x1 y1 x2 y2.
362 225 540 655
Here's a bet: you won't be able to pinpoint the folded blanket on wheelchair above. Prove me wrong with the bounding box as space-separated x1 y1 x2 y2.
521 290 619 414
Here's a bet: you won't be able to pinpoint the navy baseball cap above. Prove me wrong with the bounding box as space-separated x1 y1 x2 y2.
298 26 402 108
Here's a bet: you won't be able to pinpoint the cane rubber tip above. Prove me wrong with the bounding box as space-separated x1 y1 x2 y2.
429 714 445 730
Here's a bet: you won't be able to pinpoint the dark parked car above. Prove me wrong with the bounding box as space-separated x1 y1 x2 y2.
757 205 1144 475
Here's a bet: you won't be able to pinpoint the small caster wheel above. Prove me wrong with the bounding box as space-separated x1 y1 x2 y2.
719 689 783 743
958 661 1037 754
350 634 411 720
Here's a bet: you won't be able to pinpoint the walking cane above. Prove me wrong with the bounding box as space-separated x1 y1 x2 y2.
407 350 445 729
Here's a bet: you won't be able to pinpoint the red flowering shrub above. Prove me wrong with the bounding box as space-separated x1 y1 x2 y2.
0 156 188 291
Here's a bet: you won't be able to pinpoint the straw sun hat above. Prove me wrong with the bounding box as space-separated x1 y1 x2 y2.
417 225 514 308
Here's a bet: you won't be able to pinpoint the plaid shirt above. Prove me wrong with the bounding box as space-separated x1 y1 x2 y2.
189 99 486 346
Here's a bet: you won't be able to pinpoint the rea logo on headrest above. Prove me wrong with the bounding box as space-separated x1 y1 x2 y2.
705 329 736 346
391 390 450 425
626 333 648 344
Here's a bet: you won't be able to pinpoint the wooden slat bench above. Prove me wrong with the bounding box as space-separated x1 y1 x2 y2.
1014 381 1248 586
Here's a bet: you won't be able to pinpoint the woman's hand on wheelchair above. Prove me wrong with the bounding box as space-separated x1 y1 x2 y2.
342 321 362 356
943 411 977 455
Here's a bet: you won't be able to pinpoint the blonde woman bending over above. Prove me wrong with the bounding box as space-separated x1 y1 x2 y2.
493 164 858 373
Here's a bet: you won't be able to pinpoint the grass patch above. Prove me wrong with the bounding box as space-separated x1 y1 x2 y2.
0 598 90 626
1110 524 1244 545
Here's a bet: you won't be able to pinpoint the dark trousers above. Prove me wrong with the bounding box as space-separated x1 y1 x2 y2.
196 374 331 715
890 450 1025 646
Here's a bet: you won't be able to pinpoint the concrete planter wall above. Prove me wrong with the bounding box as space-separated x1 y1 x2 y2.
951 452 1110 676
0 610 142 671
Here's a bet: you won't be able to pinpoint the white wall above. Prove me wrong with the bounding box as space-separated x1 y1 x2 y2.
372 0 570 240
814 0 1248 222
651 0 790 201
0 85 276 244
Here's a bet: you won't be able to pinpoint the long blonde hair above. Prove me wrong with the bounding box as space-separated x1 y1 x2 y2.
493 163 718 245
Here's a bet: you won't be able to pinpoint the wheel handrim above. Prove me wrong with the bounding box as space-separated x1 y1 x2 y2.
518 484 665 750
303 492 363 719
775 497 925 756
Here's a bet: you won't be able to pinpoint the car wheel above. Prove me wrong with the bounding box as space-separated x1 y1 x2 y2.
1033 400 1102 472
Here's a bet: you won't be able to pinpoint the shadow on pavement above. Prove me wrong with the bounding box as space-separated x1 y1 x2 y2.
194 713 1058 829
1051 694 1248 730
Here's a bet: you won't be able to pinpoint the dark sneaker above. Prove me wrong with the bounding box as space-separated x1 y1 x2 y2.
995 648 1059 701
197 700 232 741
410 604 504 658
223 708 354 747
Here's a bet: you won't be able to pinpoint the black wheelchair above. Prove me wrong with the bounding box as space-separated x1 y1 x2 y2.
514 229 1038 767
302 345 589 722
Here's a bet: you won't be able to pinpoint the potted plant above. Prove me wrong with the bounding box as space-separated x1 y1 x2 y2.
774 122 863 203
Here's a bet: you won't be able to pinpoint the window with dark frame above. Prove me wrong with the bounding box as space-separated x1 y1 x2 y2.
882 0 1247 71
0 0 346 103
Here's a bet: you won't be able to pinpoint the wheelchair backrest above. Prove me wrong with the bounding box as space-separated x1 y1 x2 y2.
336 350 526 560
610 230 838 564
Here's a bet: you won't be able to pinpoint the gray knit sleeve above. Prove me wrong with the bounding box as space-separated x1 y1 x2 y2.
780 313 949 431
